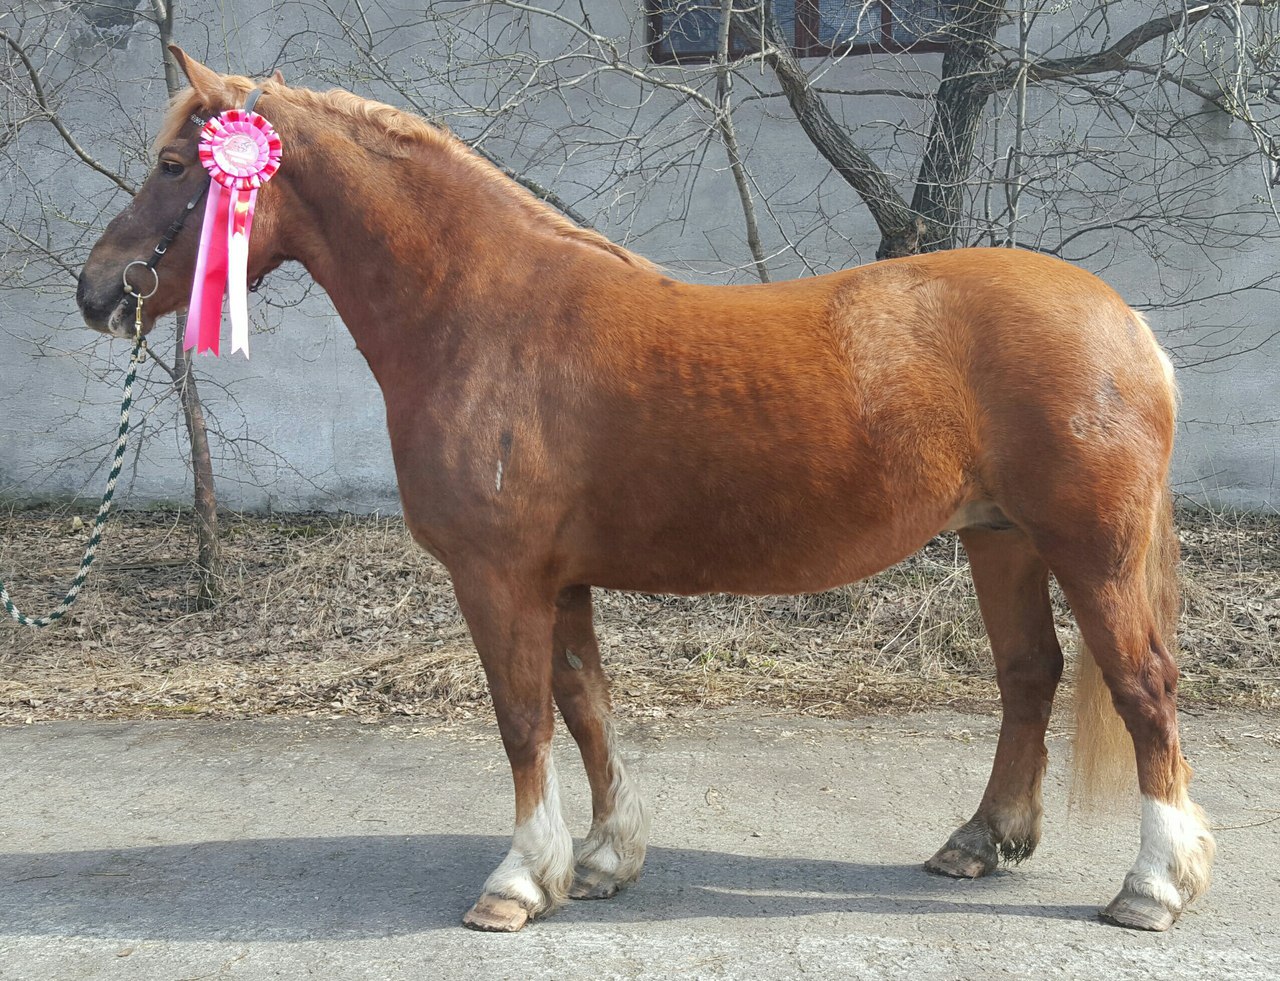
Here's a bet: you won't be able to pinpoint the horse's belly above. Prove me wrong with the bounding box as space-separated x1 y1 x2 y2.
571 481 955 596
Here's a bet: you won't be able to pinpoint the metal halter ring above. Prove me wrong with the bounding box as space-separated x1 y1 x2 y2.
121 260 159 299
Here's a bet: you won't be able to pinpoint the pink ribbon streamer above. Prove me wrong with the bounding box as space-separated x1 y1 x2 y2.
184 108 282 358
228 188 257 355
184 181 229 355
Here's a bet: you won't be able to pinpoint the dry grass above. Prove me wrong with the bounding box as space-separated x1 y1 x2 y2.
0 505 1276 724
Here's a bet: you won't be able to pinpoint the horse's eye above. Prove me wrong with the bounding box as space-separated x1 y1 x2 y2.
160 160 185 177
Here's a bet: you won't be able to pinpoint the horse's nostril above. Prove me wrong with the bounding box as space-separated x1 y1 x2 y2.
76 272 123 327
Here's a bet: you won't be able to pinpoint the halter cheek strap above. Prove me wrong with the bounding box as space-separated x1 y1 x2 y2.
146 184 209 272
152 90 263 273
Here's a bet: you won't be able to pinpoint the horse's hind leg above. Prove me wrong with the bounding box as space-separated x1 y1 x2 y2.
926 527 1062 877
452 569 574 932
551 585 650 899
1053 549 1215 931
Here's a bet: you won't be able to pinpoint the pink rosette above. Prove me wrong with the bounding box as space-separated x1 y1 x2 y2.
199 110 282 192
184 109 283 357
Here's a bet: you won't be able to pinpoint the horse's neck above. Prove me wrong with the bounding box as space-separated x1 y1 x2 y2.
282 132 583 389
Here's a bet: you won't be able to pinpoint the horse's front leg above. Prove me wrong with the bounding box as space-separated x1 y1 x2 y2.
551 585 650 899
454 569 574 932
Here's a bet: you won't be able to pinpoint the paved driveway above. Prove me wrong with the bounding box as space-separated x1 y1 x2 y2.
1 709 1276 979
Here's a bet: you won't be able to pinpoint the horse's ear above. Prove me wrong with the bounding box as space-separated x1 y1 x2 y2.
271 69 286 86
168 45 227 107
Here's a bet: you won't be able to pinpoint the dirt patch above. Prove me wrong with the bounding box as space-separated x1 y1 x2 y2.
1 506 1276 724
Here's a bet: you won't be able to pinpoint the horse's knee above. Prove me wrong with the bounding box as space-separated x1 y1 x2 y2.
495 713 554 774
1105 632 1178 709
552 662 610 730
997 656 1062 724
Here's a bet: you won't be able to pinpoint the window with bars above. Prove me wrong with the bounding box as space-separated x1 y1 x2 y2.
646 1 956 64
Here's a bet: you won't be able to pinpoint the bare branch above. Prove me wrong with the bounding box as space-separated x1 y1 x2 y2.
986 1 1270 92
0 30 137 196
730 2 924 256
716 0 770 282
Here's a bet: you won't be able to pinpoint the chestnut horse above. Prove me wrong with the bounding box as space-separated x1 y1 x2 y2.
77 51 1214 933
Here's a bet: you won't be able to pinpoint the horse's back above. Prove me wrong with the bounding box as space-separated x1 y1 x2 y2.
774 247 1174 510
396 246 1175 596
573 248 1175 591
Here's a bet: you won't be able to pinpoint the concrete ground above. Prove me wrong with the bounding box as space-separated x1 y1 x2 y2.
1 708 1276 980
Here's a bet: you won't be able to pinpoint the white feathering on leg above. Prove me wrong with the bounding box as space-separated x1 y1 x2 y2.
1123 794 1216 911
575 723 651 885
482 754 574 915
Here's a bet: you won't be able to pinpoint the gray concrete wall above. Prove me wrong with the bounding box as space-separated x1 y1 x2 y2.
1 1 1276 511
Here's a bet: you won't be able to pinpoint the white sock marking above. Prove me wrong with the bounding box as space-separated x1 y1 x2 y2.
576 723 651 884
1123 794 1215 910
483 755 574 914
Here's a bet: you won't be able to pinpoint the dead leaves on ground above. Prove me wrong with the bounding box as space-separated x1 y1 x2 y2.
1 507 1276 723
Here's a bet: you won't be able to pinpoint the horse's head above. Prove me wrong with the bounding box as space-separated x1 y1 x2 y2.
77 48 288 337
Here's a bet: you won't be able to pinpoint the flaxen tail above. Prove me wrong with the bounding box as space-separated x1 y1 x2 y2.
1071 480 1180 809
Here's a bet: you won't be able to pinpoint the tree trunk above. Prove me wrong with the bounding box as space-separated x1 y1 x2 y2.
158 9 221 607
173 315 221 609
910 1 1009 252
737 1 1009 257
717 0 771 281
732 2 938 258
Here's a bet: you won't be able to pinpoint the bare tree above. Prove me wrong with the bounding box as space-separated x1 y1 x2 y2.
732 0 1280 262
153 1 220 607
1 2 222 606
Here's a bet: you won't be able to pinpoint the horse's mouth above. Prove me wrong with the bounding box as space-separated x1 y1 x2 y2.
86 293 157 339
77 265 161 338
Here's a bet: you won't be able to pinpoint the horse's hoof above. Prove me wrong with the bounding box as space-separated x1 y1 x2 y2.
462 894 530 932
1100 891 1177 931
569 867 620 900
924 845 996 879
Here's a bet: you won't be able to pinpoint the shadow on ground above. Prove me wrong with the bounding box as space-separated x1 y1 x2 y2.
0 835 1097 940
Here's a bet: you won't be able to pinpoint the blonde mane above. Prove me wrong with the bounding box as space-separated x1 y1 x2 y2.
156 78 653 271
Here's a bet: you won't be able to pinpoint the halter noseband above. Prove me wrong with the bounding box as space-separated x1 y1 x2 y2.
122 87 265 302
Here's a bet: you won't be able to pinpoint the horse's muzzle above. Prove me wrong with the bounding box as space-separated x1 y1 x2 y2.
76 269 137 338
76 268 115 328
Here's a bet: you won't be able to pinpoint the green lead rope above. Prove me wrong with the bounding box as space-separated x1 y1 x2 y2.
2 332 147 628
